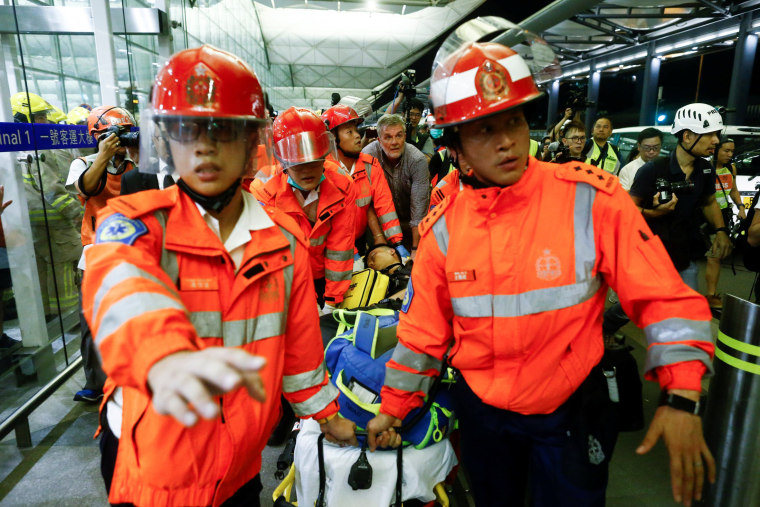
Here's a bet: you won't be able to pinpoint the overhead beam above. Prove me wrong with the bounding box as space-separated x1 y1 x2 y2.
575 12 720 19
570 17 637 44
695 0 731 16
0 6 167 35
519 0 604 34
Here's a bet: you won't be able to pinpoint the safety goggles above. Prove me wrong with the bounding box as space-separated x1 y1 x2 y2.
162 118 256 143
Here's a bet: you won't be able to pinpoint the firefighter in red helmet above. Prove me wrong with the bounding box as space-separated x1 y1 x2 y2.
369 18 715 507
321 105 405 256
82 45 356 507
253 106 357 310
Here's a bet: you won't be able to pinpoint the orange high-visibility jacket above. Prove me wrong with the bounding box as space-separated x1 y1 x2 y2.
253 162 357 305
82 187 339 506
72 153 135 246
381 158 715 419
428 169 462 212
348 153 402 244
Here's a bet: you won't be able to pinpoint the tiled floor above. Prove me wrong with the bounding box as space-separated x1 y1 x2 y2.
0 260 753 506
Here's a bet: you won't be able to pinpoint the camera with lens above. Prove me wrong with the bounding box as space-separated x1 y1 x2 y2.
98 124 140 148
655 178 694 204
567 89 595 116
398 69 417 98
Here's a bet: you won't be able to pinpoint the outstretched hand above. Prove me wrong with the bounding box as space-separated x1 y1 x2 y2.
147 347 267 427
636 392 715 506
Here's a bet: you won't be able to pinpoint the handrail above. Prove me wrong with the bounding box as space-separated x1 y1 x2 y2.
0 356 82 447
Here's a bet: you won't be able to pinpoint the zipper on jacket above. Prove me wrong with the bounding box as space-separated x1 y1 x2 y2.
219 398 225 424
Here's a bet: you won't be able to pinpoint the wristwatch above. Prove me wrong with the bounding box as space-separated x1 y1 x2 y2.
714 227 729 234
658 391 701 415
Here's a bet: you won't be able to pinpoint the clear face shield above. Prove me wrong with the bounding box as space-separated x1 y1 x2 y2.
273 129 338 170
431 16 561 124
138 108 274 179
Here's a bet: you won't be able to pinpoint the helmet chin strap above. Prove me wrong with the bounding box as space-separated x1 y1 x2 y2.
680 133 703 156
177 177 241 214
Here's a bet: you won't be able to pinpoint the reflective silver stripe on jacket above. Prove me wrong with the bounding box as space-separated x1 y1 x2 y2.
435 179 447 189
364 161 372 185
310 235 327 247
189 311 285 346
290 382 339 417
448 183 600 318
574 184 596 281
93 262 180 321
384 225 402 237
154 210 179 284
378 211 398 225
325 248 353 262
325 268 352 281
432 215 450 256
283 363 328 393
391 342 442 373
451 278 601 318
278 226 296 320
356 196 372 208
384 367 436 394
643 318 714 373
96 292 185 345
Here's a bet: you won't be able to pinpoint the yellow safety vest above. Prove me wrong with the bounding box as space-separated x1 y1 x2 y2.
530 139 540 158
585 141 619 174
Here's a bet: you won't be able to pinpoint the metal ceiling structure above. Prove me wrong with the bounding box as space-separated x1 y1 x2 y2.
253 0 486 111
537 0 759 70
251 0 759 121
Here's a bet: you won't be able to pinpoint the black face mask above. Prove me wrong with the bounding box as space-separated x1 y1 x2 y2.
176 177 241 214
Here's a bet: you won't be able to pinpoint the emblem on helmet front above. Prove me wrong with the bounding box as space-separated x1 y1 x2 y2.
186 64 216 107
536 249 561 281
476 60 509 103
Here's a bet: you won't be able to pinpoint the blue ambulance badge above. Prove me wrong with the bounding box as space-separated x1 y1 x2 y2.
96 213 148 245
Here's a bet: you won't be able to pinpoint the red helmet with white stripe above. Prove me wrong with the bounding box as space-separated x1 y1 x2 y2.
431 42 541 128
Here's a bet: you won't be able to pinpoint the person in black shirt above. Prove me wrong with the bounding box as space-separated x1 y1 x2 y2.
603 103 732 337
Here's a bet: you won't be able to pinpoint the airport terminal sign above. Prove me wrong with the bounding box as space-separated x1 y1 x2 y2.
0 122 97 152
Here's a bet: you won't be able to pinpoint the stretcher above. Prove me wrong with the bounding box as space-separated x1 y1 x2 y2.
272 419 457 507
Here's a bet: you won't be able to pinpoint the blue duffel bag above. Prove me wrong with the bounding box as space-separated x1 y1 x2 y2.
324 308 456 449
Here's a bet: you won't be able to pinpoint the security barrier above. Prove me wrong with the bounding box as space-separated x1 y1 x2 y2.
702 294 760 506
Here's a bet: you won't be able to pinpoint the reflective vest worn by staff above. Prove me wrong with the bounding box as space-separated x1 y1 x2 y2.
585 140 620 174
380 157 714 420
714 165 734 209
83 186 339 506
253 162 357 305
348 152 403 243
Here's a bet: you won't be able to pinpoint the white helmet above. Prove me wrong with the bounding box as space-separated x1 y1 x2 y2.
671 103 724 135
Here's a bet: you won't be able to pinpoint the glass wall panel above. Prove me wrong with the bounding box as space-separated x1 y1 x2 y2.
0 0 277 432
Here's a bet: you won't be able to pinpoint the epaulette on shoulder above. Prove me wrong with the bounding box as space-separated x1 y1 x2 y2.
106 188 176 219
263 205 309 248
554 161 618 195
419 193 456 237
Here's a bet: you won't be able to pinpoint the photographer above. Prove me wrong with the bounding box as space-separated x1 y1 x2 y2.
603 104 732 340
65 105 138 403
549 120 586 163
386 71 435 159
